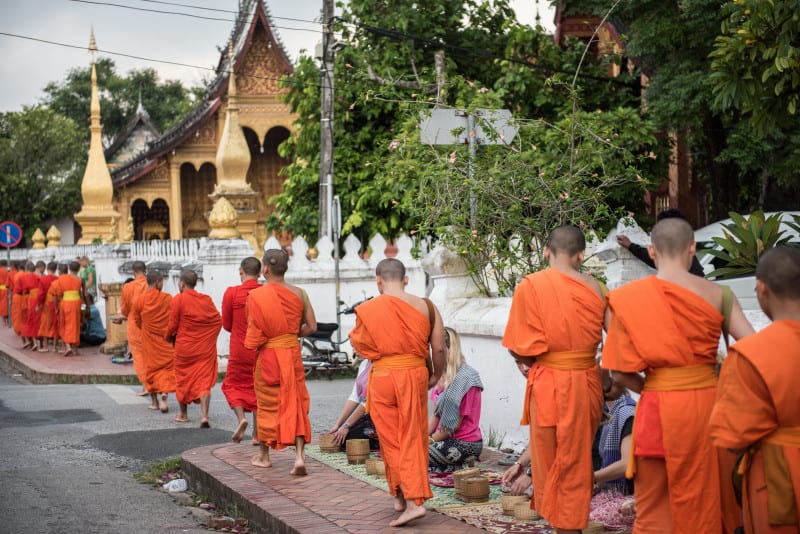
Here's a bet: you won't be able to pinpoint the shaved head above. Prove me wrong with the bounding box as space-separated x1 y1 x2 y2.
132 261 147 274
651 218 694 258
547 225 585 256
146 271 163 287
376 258 406 281
263 249 289 276
240 257 262 277
757 246 800 300
179 269 197 289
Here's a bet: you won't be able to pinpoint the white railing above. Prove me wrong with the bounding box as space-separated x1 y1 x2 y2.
130 238 204 262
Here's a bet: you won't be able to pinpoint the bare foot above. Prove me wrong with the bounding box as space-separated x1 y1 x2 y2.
173 415 190 423
393 491 407 512
136 389 149 397
232 420 248 443
63 349 74 357
251 453 272 468
251 439 260 446
159 395 169 413
199 419 210 428
148 404 159 411
291 461 307 476
389 503 426 527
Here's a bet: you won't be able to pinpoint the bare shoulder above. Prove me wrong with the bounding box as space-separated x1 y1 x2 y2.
399 292 431 318
284 283 305 300
578 272 604 298
675 273 722 310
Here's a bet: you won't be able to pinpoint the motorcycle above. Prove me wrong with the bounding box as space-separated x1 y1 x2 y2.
301 296 372 377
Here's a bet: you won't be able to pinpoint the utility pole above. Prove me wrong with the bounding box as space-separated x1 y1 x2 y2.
318 0 335 241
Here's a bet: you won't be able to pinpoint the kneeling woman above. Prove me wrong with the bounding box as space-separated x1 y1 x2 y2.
428 327 484 472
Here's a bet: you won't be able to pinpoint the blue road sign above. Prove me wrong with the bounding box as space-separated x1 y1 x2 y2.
0 221 22 248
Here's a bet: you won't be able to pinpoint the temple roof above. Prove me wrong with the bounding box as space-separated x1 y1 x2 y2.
105 99 160 167
111 0 294 187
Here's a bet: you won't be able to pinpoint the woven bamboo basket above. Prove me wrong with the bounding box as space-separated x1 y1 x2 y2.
461 476 490 502
583 521 605 534
513 504 541 521
365 457 378 475
452 467 480 496
318 434 340 453
501 495 529 514
345 439 370 464
374 459 386 478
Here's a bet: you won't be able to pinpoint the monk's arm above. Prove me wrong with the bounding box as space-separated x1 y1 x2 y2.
299 297 317 337
429 305 447 386
728 297 755 341
611 371 644 394
165 297 181 341
221 290 234 333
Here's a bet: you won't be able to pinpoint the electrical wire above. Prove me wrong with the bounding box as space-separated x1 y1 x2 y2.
134 0 319 24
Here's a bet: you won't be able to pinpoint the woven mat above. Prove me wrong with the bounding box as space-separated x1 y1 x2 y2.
435 502 555 534
304 445 505 509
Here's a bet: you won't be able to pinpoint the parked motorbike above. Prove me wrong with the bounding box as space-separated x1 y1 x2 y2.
301 296 372 377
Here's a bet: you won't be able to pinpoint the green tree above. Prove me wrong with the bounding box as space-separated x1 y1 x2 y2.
0 107 84 243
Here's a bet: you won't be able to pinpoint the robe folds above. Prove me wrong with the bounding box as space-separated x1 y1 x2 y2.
350 294 433 506
603 276 735 534
22 273 42 338
121 276 149 388
132 288 175 394
0 266 9 318
711 320 800 533
11 270 25 335
166 289 222 405
244 283 311 450
56 274 83 345
502 268 604 531
36 274 58 339
221 279 260 412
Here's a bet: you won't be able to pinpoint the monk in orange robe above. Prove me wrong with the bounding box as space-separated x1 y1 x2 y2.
0 259 9 325
602 218 754 534
36 262 59 352
11 261 27 339
502 225 605 534
244 249 316 476
22 261 45 347
132 270 175 413
166 269 222 427
113 261 149 395
17 261 39 348
350 258 446 527
54 261 85 357
711 246 800 534
221 257 261 443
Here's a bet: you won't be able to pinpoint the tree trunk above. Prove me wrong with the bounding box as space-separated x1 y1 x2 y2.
701 114 740 221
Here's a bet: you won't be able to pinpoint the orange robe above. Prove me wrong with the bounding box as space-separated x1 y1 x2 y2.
22 273 42 338
603 276 734 534
121 276 149 388
0 266 8 318
221 279 260 412
132 288 175 394
37 274 58 339
55 274 82 345
502 268 604 530
349 294 433 506
711 320 800 533
244 283 311 450
166 289 222 405
11 270 25 336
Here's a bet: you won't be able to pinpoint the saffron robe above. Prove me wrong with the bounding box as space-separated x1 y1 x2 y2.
121 276 149 389
55 274 83 345
166 289 222 405
244 283 311 450
502 268 604 530
603 276 731 534
0 266 9 318
710 320 800 533
10 270 25 335
350 294 434 506
21 272 42 338
132 288 175 394
36 274 58 339
220 279 260 412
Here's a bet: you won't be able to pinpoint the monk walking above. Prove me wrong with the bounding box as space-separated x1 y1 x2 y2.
244 250 316 476
22 261 45 349
710 246 800 533
11 261 28 341
350 258 446 527
166 269 222 427
18 261 39 349
502 225 605 534
132 271 176 413
113 261 149 395
602 218 754 534
36 262 59 352
221 257 261 443
54 261 85 357
0 259 9 326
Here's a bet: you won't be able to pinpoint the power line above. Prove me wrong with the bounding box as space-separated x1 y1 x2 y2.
68 0 321 33
135 0 319 24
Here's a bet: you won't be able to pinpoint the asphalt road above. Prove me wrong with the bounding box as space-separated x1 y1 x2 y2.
0 370 352 534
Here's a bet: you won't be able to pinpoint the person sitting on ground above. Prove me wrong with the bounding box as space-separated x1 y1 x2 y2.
327 357 378 450
428 327 484 473
79 294 106 346
616 209 705 276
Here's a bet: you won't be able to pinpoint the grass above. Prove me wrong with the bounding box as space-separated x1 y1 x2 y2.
483 426 507 450
134 457 182 486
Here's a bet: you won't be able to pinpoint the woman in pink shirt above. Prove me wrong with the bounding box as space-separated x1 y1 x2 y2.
428 327 484 472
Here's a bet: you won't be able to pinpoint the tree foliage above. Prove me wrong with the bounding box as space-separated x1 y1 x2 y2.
0 107 84 242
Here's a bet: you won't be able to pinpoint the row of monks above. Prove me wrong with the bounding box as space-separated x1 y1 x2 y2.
0 260 85 356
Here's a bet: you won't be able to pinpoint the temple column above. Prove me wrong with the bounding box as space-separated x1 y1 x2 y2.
169 160 183 239
99 282 128 355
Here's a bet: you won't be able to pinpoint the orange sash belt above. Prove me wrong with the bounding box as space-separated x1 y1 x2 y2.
0 285 6 290
62 290 81 302
366 353 426 412
626 364 718 479
520 349 596 425
264 333 298 349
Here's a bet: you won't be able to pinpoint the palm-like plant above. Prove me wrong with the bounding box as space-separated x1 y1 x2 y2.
705 211 793 279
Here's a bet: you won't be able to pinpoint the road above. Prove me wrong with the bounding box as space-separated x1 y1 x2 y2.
0 370 351 534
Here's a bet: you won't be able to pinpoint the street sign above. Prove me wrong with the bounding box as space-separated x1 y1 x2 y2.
0 221 22 248
420 109 518 146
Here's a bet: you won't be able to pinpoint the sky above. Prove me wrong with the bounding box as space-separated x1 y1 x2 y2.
0 0 555 112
